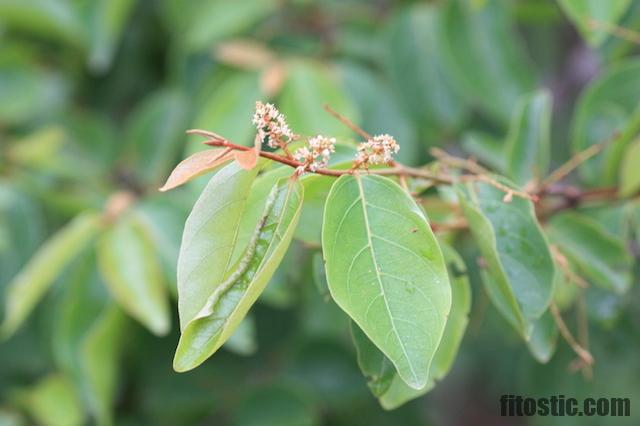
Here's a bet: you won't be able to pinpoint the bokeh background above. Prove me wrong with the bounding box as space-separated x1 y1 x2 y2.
1 0 640 425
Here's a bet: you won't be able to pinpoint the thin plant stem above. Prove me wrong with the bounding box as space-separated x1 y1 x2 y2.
588 18 640 45
322 104 372 139
550 303 594 367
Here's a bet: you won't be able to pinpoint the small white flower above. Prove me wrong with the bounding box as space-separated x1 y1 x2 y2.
354 134 400 167
252 101 294 148
293 134 336 174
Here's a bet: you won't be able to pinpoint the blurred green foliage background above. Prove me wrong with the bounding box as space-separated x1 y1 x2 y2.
1 0 640 425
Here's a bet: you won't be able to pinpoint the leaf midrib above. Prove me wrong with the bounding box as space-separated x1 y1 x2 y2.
355 175 419 386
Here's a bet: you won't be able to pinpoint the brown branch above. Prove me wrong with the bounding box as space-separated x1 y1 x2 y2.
193 131 455 183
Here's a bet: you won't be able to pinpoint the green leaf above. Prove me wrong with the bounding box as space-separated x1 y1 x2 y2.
279 61 359 138
223 315 257 356
52 251 107 378
547 212 632 293
557 0 632 47
18 374 84 426
619 138 640 196
526 310 558 364
462 132 507 173
78 0 135 73
192 73 260 151
125 88 190 187
350 242 471 409
350 322 396 398
174 178 304 372
0 0 85 46
259 242 300 309
233 385 318 426
383 4 466 136
0 184 45 286
97 213 170 336
177 163 259 329
506 90 552 186
572 59 640 185
322 174 451 389
342 64 422 165
457 179 554 337
50 253 124 426
184 0 278 52
296 154 357 246
0 56 69 126
440 0 535 123
1 212 101 339
134 198 188 299
80 304 127 426
232 165 292 261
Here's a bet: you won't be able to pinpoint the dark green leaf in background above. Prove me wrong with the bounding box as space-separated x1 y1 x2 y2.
78 0 136 73
547 211 633 294
457 179 554 337
440 0 535 123
462 132 507 174
191 73 261 151
16 374 84 426
279 61 359 139
557 0 632 47
572 59 640 185
0 0 85 46
125 88 190 188
97 213 170 336
619 138 640 196
382 4 467 138
506 90 552 186
1 212 102 339
80 304 127 426
184 0 278 52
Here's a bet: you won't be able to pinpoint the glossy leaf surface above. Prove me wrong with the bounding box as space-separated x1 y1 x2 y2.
323 174 451 389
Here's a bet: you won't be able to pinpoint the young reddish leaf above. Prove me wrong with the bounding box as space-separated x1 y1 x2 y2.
233 135 261 170
159 148 234 192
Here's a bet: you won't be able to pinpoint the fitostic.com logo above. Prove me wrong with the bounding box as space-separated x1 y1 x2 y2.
500 394 630 417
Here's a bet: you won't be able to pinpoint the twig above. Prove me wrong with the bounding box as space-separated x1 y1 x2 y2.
576 292 593 380
538 185 619 218
430 148 490 175
430 219 468 233
191 131 455 183
539 135 617 192
550 303 594 367
323 104 372 140
462 174 538 202
189 129 546 203
588 18 640 45
550 245 589 289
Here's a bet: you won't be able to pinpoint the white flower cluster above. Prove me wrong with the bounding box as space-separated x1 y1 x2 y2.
293 135 336 172
252 101 294 148
355 134 400 166
251 101 400 173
